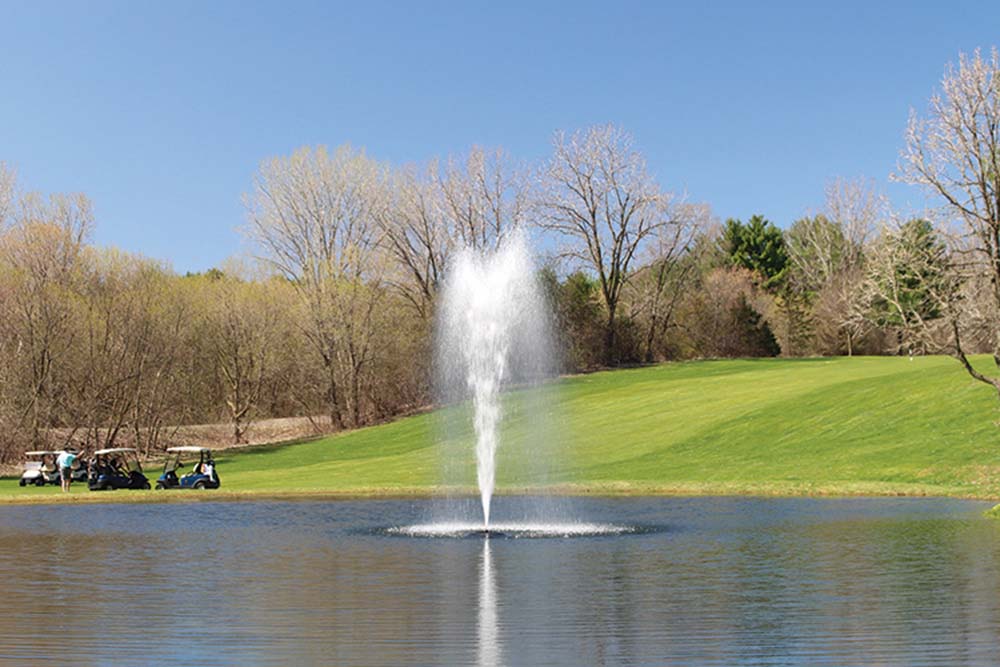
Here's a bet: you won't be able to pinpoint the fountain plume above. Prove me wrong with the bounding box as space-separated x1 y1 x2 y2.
437 229 549 527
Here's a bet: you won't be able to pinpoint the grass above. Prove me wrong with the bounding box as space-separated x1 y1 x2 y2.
5 355 1000 504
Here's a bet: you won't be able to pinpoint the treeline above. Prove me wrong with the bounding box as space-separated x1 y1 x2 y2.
547 186 970 368
0 108 991 460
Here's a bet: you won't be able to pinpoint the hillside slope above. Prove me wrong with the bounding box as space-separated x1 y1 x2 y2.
8 356 1000 499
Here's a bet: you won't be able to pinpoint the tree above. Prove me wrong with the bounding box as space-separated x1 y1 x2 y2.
204 274 286 444
822 176 881 261
0 187 93 448
244 145 390 428
67 250 189 454
376 147 526 322
860 219 955 353
783 177 886 355
0 163 15 227
676 267 780 358
720 215 795 352
786 215 851 294
721 215 789 290
896 48 1000 392
437 146 528 252
378 166 448 321
542 269 606 371
626 203 709 362
540 124 680 364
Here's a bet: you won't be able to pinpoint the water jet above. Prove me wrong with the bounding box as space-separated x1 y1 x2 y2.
436 230 550 528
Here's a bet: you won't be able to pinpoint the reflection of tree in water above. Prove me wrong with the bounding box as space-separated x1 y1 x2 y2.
494 540 649 664
724 529 804 661
488 501 1000 665
720 512 1000 665
243 540 486 664
807 516 1000 664
6 499 1000 665
0 521 186 657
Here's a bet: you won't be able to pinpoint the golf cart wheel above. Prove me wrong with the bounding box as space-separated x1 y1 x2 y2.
35 477 46 487
155 481 165 490
193 480 207 490
18 479 26 487
142 481 151 490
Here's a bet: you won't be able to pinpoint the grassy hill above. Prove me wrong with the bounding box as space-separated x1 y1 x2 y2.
6 355 1000 501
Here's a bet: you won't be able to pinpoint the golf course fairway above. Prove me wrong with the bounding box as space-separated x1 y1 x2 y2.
5 355 1000 503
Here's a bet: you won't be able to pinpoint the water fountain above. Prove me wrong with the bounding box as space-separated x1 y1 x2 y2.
378 230 630 537
437 229 548 527
388 229 631 539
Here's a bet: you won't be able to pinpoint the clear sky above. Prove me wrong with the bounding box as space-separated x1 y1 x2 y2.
2 0 998 273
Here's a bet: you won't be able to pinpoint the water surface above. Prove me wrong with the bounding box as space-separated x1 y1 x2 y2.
1 496 998 665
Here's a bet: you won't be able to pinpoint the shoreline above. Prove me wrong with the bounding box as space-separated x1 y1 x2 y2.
1 481 997 507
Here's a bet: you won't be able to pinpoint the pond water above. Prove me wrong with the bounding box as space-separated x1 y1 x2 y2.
1 496 998 666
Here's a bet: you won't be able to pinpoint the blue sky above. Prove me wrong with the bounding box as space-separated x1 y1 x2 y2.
2 1 998 273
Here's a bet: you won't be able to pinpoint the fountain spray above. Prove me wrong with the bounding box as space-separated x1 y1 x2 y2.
438 229 549 528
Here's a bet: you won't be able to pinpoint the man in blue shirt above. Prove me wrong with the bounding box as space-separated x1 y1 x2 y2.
56 450 78 493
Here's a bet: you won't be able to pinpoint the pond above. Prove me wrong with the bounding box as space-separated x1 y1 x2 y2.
1 496 998 665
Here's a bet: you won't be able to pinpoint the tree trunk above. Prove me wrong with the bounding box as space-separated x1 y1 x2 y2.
351 370 362 428
604 307 617 366
643 312 658 364
326 361 343 430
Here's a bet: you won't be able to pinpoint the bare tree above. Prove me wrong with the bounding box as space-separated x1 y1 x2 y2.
808 266 872 356
376 146 526 321
626 202 709 362
896 48 1000 395
854 218 957 356
785 177 888 355
789 178 882 289
437 146 528 251
206 275 285 444
0 160 444 461
128 274 190 456
823 177 883 260
540 124 679 363
68 250 187 453
0 189 93 446
244 145 390 428
377 166 450 320
0 163 15 228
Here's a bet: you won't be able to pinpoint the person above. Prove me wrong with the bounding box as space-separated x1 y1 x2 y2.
56 449 78 493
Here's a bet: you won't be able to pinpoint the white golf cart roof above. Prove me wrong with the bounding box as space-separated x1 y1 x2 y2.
165 446 211 453
93 447 138 455
24 450 59 456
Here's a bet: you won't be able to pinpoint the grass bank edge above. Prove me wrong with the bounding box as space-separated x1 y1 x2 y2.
0 479 995 507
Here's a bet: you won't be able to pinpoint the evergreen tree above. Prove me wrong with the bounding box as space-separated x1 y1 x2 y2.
731 295 781 357
722 215 789 290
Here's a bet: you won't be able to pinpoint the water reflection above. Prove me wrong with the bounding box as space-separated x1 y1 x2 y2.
477 539 501 667
0 497 997 665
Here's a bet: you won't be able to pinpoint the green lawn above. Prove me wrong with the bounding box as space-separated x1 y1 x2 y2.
6 355 1000 503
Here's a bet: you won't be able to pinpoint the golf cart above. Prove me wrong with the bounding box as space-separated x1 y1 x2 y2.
19 450 87 487
19 451 60 487
87 448 151 491
156 446 220 490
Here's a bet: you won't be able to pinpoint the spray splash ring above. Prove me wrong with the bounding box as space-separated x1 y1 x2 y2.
384 522 641 538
